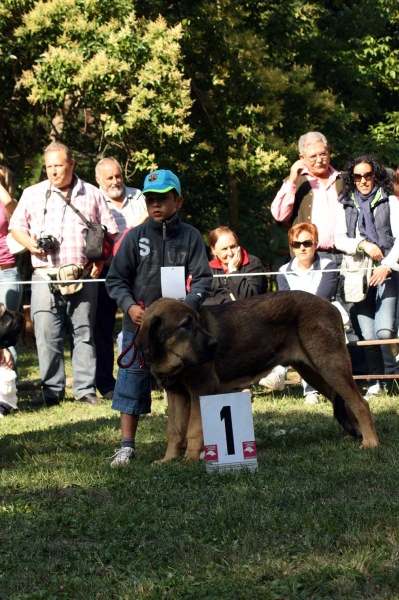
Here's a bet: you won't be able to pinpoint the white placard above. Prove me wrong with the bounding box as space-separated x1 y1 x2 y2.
200 392 258 472
161 266 186 300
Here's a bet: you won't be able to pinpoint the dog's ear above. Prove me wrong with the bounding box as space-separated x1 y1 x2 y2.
136 315 163 351
0 304 5 320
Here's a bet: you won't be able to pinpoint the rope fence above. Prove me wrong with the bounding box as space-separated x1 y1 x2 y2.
6 265 399 385
0 264 383 286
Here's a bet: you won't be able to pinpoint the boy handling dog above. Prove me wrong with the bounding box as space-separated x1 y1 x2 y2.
105 169 212 466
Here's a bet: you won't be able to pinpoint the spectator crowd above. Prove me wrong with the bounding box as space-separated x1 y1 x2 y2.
1 132 399 466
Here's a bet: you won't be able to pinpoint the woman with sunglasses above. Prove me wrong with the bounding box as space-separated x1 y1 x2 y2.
335 155 399 398
260 222 338 403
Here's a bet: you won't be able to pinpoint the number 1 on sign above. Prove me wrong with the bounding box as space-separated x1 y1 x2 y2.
220 405 235 455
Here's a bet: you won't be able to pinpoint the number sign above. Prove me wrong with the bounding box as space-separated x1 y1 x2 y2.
200 392 258 472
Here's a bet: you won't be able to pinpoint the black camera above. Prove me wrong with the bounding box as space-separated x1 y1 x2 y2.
37 235 58 252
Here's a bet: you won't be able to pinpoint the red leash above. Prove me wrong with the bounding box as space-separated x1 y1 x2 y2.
117 301 146 369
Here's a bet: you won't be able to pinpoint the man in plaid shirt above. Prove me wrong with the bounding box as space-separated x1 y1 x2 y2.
10 142 118 407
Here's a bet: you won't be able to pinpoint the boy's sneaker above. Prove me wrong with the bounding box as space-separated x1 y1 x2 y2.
364 382 386 399
107 446 135 467
259 370 285 391
304 392 320 405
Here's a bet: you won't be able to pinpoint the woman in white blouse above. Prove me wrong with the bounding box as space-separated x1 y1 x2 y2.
335 155 399 398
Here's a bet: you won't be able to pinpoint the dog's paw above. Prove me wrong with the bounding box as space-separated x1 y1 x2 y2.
360 439 380 449
152 455 179 465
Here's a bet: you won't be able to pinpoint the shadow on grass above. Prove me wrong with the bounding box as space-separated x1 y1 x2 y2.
2 396 399 598
1 396 397 469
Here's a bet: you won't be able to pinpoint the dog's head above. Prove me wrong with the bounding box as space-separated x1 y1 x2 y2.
0 303 25 349
135 298 217 380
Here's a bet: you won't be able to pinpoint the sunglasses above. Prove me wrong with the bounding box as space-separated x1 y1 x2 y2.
353 171 374 182
291 240 314 249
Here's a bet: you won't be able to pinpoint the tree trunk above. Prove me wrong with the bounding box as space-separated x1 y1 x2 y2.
49 94 74 141
229 179 239 232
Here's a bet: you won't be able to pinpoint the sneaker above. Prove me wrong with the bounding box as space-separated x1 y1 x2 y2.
102 390 114 400
304 392 320 405
259 370 285 391
364 382 386 399
107 446 135 467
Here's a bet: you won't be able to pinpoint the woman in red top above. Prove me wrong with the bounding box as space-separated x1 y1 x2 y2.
204 226 267 304
0 166 22 367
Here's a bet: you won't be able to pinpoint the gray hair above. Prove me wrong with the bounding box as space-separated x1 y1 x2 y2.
44 141 73 162
298 132 328 155
95 157 123 179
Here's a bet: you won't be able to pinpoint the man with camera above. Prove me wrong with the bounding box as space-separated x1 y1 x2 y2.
94 157 148 400
9 142 118 407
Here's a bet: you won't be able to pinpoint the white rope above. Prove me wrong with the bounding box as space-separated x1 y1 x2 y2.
212 266 380 277
0 264 386 285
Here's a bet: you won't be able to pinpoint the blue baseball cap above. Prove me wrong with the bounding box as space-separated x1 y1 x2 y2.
142 169 181 196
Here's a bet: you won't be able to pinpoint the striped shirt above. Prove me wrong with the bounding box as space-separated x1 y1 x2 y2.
10 176 118 267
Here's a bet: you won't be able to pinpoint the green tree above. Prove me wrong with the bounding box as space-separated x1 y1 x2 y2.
135 0 399 260
2 0 193 187
1 0 398 260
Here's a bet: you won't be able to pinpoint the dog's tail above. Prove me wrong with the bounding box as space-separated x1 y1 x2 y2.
332 394 359 438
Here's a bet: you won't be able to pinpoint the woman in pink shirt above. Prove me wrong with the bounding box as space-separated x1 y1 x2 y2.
0 166 22 367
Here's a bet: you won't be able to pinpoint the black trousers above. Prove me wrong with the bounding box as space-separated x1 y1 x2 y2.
93 266 117 395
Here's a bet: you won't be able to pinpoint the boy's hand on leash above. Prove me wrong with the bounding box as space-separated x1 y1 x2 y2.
128 304 145 326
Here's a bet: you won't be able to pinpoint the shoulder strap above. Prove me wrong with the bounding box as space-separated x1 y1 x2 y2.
54 184 92 228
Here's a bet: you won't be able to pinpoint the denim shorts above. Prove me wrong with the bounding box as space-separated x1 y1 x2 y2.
112 329 152 416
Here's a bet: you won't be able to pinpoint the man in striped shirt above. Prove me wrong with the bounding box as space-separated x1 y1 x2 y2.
94 158 148 399
10 142 118 407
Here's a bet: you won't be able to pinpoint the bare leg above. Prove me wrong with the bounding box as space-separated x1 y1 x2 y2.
120 412 139 439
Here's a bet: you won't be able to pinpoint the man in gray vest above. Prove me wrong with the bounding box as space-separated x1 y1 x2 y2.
271 131 342 261
264 132 348 395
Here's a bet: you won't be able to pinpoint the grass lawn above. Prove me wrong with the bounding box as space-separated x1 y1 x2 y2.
2 341 399 599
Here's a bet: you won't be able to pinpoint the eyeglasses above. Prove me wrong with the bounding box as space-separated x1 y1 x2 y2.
291 240 314 249
353 171 374 182
304 151 329 164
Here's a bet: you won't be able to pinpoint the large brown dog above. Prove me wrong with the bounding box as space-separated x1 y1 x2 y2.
135 292 379 462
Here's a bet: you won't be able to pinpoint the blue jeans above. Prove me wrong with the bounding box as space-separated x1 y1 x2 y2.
354 272 398 375
0 266 22 368
112 329 152 416
31 272 98 399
